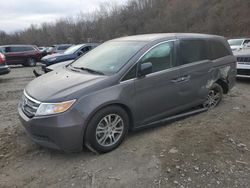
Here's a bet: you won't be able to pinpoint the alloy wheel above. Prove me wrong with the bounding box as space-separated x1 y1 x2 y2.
95 114 124 147
203 88 221 109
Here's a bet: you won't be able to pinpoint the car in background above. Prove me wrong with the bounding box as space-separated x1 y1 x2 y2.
33 43 99 77
228 38 250 51
0 49 10 75
47 44 72 54
38 47 49 57
234 48 250 78
0 45 42 67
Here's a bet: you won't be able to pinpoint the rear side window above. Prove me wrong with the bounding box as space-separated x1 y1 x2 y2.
8 46 34 52
210 40 231 60
23 46 35 51
179 39 208 65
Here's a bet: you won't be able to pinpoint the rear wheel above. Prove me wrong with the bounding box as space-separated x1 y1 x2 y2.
25 58 37 67
203 83 223 109
84 106 129 153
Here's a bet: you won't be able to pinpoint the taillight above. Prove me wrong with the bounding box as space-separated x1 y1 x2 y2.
0 53 5 64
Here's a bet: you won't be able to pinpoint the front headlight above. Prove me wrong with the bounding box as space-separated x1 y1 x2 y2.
36 100 76 116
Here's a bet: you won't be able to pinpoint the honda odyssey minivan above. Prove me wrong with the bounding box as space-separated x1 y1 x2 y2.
18 33 236 153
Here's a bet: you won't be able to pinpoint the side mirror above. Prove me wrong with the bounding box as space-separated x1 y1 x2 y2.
138 62 152 77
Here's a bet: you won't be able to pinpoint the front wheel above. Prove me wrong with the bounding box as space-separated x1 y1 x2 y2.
203 83 223 109
84 106 129 153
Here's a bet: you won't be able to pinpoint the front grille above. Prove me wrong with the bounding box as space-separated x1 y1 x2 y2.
237 69 250 76
21 92 40 118
237 57 250 63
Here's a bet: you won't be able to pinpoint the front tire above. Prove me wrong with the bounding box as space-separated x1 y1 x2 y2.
203 83 223 109
84 106 129 153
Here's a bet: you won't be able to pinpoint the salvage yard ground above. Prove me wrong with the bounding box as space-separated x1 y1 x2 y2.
0 66 250 188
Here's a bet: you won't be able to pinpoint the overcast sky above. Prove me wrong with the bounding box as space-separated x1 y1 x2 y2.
0 0 128 33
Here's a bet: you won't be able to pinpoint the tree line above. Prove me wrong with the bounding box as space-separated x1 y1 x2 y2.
1 0 250 46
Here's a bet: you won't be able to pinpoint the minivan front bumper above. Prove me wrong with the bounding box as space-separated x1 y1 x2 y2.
18 104 85 152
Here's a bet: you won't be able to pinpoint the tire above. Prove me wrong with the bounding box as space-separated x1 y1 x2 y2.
25 58 37 67
203 83 223 109
84 106 129 153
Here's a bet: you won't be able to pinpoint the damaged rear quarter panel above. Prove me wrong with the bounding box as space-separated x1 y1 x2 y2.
206 56 237 90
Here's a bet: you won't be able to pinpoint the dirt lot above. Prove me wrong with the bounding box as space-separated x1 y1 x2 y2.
0 66 250 188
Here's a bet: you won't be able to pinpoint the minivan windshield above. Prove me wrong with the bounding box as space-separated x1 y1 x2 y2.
70 41 146 75
228 39 244 46
64 44 83 55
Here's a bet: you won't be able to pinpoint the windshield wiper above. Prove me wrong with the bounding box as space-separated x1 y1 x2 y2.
70 65 105 75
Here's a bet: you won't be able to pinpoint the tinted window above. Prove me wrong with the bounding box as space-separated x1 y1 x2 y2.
122 65 137 81
139 41 174 73
10 47 24 52
81 46 91 53
180 39 208 65
243 40 250 44
210 40 231 60
22 46 35 51
228 39 243 46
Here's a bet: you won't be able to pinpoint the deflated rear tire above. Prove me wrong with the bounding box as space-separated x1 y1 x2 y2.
84 106 129 154
203 83 223 109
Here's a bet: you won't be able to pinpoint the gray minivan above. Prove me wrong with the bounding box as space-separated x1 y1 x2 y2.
18 33 236 153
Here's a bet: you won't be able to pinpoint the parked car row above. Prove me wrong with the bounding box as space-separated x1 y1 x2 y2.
33 43 99 76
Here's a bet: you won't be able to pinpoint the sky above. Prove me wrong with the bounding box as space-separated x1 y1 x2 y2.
0 0 128 33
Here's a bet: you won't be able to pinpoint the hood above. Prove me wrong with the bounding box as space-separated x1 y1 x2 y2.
25 67 107 102
47 60 73 71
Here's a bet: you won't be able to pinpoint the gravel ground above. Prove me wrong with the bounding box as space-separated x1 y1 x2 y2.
0 66 250 188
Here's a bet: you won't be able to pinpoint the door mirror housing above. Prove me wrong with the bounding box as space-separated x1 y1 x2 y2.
138 62 152 77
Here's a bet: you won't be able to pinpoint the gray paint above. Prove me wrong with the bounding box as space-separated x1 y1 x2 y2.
19 33 236 151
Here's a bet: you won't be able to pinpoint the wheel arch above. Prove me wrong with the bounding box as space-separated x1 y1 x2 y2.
83 102 134 138
215 78 229 94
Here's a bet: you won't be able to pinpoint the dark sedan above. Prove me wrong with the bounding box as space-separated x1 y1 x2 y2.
40 43 99 67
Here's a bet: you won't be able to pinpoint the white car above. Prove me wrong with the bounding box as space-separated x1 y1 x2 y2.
228 38 250 51
234 49 250 78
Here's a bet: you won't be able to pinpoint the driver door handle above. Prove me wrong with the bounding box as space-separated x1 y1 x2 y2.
171 75 190 83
